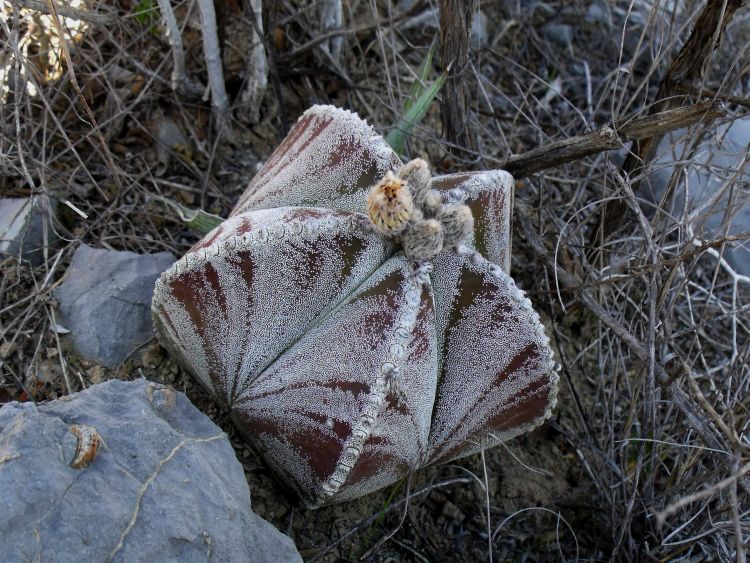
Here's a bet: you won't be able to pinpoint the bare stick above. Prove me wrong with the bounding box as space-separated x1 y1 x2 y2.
239 0 267 123
674 81 750 109
654 459 750 525
730 466 746 563
319 0 343 63
624 0 744 175
7 0 113 24
44 0 123 194
503 127 620 178
686 365 741 450
502 101 726 178
156 0 187 94
196 0 229 128
154 0 206 97
514 201 750 495
277 0 426 62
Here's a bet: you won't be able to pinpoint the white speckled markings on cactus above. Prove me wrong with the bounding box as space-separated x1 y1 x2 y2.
153 207 392 405
427 249 558 465
231 257 436 506
233 106 401 216
151 104 559 508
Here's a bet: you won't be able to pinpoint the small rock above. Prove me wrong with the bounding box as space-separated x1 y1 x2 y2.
650 117 750 276
586 2 608 24
470 10 489 49
0 379 302 562
150 114 193 174
541 23 574 47
0 197 51 265
441 500 465 523
54 244 175 368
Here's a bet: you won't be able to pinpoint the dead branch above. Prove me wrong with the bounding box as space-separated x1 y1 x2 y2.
319 0 343 63
155 0 202 98
196 0 229 128
594 0 745 242
655 459 750 525
674 81 750 109
44 0 122 194
514 201 750 496
502 101 726 178
439 0 477 157
625 0 745 175
239 0 267 122
277 0 426 62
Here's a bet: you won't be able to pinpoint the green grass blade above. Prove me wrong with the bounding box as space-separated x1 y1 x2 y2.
386 70 446 155
404 39 438 114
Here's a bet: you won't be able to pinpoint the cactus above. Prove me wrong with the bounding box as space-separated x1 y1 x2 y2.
152 105 559 508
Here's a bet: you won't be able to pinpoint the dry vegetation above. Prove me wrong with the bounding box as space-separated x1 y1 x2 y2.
1 0 749 561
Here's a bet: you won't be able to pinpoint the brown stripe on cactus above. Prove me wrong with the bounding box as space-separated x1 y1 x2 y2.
152 105 558 509
239 114 325 199
190 221 229 252
167 263 235 400
227 257 435 506
233 106 401 216
426 342 551 465
331 447 410 504
153 206 392 407
235 379 371 406
232 407 349 502
432 170 513 272
427 251 557 466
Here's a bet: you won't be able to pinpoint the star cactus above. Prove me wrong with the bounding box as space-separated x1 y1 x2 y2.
151 105 559 508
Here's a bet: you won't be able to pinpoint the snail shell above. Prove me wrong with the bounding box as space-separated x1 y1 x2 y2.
70 424 102 469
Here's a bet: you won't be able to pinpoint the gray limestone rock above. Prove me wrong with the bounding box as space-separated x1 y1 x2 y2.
0 379 302 563
649 117 750 276
54 244 175 368
586 2 609 24
0 197 51 265
470 10 489 49
541 23 574 47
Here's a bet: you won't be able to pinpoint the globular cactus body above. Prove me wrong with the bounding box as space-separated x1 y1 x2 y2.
152 105 558 508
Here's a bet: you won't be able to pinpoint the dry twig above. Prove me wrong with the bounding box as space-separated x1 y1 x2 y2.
439 0 477 157
594 0 746 242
